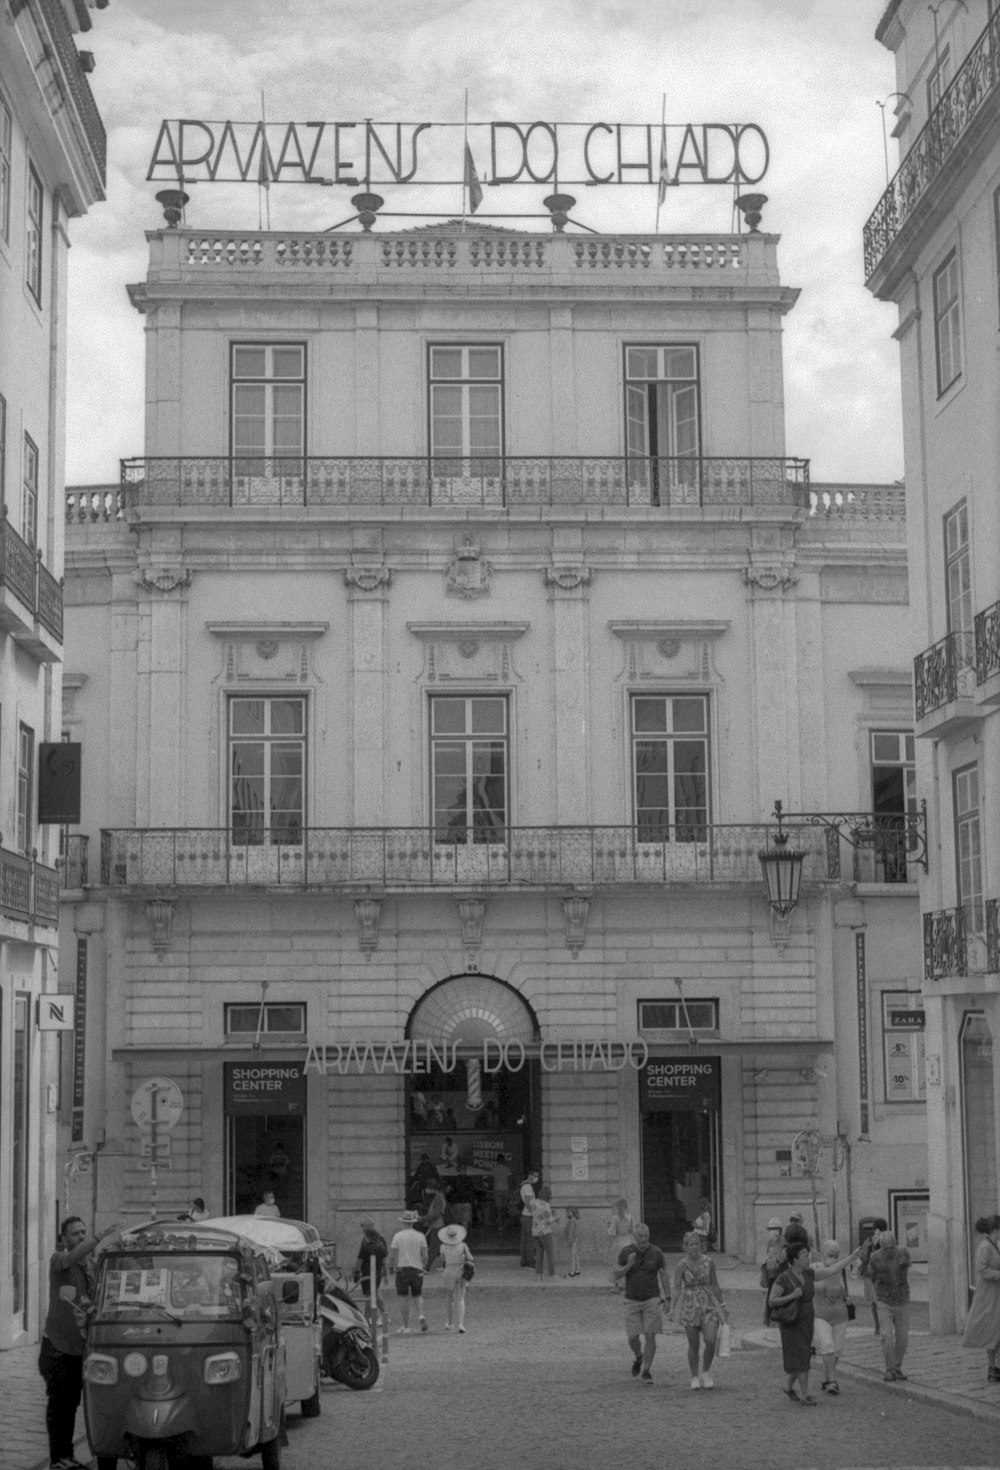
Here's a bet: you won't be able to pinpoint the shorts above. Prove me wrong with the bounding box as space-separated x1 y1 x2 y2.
624 1297 663 1337
395 1267 424 1297
812 1315 847 1357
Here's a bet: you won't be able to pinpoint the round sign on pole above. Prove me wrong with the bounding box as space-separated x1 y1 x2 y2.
131 1077 184 1131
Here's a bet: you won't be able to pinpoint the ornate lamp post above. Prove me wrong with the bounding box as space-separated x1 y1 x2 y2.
758 800 805 919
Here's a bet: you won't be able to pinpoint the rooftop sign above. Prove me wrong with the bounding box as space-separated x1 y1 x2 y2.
147 119 769 189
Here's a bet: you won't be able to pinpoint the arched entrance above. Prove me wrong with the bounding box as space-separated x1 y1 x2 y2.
406 974 540 1252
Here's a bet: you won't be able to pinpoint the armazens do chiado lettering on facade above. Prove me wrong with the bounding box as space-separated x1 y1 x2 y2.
302 1039 651 1076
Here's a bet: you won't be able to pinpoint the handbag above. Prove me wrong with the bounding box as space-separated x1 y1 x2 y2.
461 1261 475 1282
842 1270 856 1320
717 1322 731 1358
770 1299 799 1325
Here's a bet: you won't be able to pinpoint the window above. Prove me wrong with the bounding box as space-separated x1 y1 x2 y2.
927 45 950 114
430 695 508 842
944 500 973 663
230 343 305 473
624 345 699 504
631 694 709 841
428 345 503 474
25 164 42 303
638 998 719 1033
22 433 38 548
16 722 33 852
870 730 917 881
0 92 11 242
229 697 305 846
933 250 962 395
225 1002 305 1036
882 992 926 1102
954 763 983 932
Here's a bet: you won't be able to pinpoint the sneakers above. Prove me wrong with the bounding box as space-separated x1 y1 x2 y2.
701 1372 714 1389
631 1356 643 1378
458 1325 466 1333
691 1376 702 1390
641 1370 653 1385
444 1322 452 1330
419 1316 429 1333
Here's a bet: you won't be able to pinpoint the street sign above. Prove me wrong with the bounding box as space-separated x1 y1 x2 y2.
38 994 76 1031
140 1137 172 1160
131 1078 184 1131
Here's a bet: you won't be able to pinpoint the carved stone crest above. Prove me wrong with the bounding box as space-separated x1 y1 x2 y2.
544 566 593 591
255 640 280 660
133 567 192 594
344 566 392 592
446 535 493 599
743 564 799 593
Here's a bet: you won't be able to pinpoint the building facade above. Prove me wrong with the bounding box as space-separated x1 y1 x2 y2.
865 0 1000 1332
62 210 924 1268
0 0 107 1349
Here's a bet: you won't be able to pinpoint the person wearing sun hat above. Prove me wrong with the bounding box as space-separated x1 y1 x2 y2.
438 1223 475 1333
388 1210 430 1334
760 1217 786 1323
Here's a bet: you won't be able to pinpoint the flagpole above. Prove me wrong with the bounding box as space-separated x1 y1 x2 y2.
461 89 469 228
654 92 666 234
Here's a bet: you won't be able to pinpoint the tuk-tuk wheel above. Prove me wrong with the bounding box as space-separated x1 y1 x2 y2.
96 1459 118 1470
261 1432 282 1470
301 1385 321 1417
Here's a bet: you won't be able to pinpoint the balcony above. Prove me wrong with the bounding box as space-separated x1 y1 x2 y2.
864 8 1000 288
96 814 924 894
913 631 980 738
924 899 1000 981
117 455 811 514
974 598 1000 706
0 846 60 928
0 514 63 656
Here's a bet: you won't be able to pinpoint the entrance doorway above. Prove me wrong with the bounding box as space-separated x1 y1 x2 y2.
406 1057 539 1253
639 1057 721 1252
223 1061 306 1219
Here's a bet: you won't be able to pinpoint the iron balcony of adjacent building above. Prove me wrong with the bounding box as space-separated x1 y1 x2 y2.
0 844 60 927
117 455 811 513
974 598 1000 707
913 630 981 738
924 899 1000 981
864 6 1000 291
0 511 64 658
95 814 926 894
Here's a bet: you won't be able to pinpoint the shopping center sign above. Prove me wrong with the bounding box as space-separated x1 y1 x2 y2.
147 119 769 189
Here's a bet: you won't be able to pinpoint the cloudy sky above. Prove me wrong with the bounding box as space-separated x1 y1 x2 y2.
66 0 903 485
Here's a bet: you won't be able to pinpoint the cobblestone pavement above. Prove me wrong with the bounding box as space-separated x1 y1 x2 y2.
5 1261 999 1470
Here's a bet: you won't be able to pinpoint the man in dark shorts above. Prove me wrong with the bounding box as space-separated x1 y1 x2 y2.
387 1210 429 1333
39 1215 123 1470
612 1221 671 1384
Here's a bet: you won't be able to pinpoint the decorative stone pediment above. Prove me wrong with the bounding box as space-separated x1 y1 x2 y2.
207 621 328 684
408 621 529 683
609 620 728 683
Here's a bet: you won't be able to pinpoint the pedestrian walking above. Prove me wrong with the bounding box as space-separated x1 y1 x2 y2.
759 1217 785 1323
671 1230 727 1390
519 1171 539 1267
420 1181 448 1269
812 1239 851 1394
865 1229 911 1382
39 1215 123 1470
491 1152 512 1234
962 1214 1000 1380
563 1207 581 1276
354 1217 388 1314
692 1196 715 1250
769 1239 862 1404
438 1223 474 1332
858 1217 887 1335
612 1222 670 1385
532 1185 557 1279
607 1198 636 1287
387 1209 430 1334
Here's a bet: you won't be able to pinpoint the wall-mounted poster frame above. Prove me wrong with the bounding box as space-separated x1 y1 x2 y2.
889 1188 929 1262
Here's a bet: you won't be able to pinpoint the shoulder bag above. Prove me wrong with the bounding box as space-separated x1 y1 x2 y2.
462 1249 475 1282
769 1273 799 1324
843 1269 856 1320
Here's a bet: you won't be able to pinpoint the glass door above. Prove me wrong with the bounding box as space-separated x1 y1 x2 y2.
639 1057 721 1252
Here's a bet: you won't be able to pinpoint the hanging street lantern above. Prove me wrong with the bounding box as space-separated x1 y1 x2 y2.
758 800 806 918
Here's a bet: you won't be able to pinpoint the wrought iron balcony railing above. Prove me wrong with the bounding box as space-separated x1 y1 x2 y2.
975 599 1000 685
864 7 1000 282
118 455 810 512
914 630 975 720
0 846 60 926
0 511 63 643
97 814 925 891
924 899 1000 979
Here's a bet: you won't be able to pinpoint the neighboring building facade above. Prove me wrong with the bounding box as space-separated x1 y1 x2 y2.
865 0 1000 1331
63 211 924 1267
0 0 107 1348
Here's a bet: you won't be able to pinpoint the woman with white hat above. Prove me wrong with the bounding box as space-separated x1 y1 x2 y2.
438 1223 474 1333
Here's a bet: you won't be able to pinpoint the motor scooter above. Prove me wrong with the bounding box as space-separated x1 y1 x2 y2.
319 1277 380 1389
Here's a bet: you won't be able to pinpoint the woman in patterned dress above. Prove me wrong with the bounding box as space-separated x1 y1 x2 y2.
671 1230 728 1390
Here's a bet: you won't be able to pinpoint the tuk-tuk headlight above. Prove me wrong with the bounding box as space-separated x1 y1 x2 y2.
122 1352 148 1378
83 1354 119 1385
204 1352 241 1385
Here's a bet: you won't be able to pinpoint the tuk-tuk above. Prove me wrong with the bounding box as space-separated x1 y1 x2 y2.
83 1222 286 1470
199 1216 323 1418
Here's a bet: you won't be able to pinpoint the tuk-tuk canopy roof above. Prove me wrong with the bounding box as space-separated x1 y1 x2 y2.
198 1215 322 1255
116 1220 260 1258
